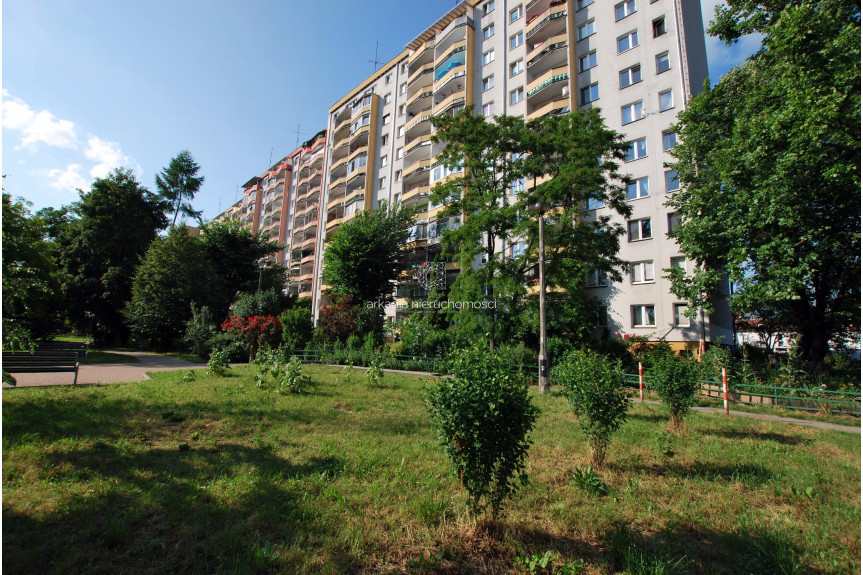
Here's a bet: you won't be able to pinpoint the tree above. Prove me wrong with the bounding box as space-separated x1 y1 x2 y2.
2 193 62 349
156 150 205 227
322 202 415 306
124 225 217 350
667 0 860 361
63 168 168 345
429 109 632 347
199 218 284 319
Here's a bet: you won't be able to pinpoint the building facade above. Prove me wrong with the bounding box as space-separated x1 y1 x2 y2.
311 0 731 349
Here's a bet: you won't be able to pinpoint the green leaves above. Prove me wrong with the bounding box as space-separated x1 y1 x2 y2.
425 344 539 519
156 150 205 227
649 354 700 430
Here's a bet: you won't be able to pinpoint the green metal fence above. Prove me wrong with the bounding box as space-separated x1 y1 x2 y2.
623 373 861 416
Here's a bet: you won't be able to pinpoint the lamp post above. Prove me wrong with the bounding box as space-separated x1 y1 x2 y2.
530 199 550 393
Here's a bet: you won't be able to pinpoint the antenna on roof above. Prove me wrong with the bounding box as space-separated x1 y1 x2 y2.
294 123 305 148
269 147 273 167
369 40 381 71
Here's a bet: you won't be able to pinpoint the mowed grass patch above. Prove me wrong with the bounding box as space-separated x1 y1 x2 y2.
3 364 859 574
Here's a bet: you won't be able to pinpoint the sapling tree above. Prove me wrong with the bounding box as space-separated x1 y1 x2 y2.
425 343 539 519
554 349 629 466
650 354 700 429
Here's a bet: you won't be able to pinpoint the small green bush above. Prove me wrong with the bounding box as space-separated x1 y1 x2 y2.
554 349 628 466
207 347 232 376
183 303 216 358
280 307 313 351
365 359 385 388
425 344 539 519
254 350 314 395
650 354 700 429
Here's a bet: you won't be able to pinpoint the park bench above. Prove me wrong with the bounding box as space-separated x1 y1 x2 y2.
2 351 80 385
36 341 89 358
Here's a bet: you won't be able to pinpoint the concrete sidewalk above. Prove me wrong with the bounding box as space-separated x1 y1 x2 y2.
3 351 205 387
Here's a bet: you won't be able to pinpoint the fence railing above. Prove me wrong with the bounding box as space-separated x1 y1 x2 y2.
623 373 861 416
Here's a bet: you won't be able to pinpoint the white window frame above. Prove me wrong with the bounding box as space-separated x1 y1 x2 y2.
380 155 388 167
630 260 655 284
617 30 639 53
510 5 523 22
671 256 686 271
662 130 678 151
396 147 404 159
483 0 495 16
619 64 642 89
510 59 524 77
632 304 656 327
382 113 391 125
510 87 525 105
578 20 596 41
621 101 644 125
628 218 652 241
674 304 691 327
665 170 680 192
482 75 495 92
379 176 387 189
659 89 674 111
577 0 595 9
397 125 405 138
656 51 671 74
579 51 598 72
625 139 648 163
615 0 637 21
482 49 495 66
653 16 667 37
483 23 495 40
586 268 609 287
510 32 524 50
580 83 599 106
482 101 495 117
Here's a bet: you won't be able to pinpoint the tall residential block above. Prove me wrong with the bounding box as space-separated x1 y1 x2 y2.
315 0 731 350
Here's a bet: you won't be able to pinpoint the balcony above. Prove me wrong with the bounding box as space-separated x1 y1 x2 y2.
331 140 350 163
432 91 466 117
332 114 352 143
408 40 435 68
525 4 567 45
407 67 434 98
330 158 348 181
433 65 466 94
526 33 568 76
403 159 431 185
434 41 466 75
404 135 432 158
406 89 433 116
526 66 570 107
435 15 469 55
405 114 431 139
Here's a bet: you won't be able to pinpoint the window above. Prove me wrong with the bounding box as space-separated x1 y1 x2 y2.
671 256 686 271
510 5 523 22
596 306 608 328
627 177 650 201
510 87 525 105
674 304 690 327
399 83 407 95
667 212 682 234
398 104 405 116
382 134 389 146
625 139 647 163
615 0 636 21
379 176 387 189
396 147 404 159
579 51 598 72
510 59 524 77
631 261 655 284
665 170 679 192
482 101 495 117
511 177 526 194
483 24 495 39
619 64 642 88
580 83 599 105
577 0 595 9
482 49 495 66
632 304 656 327
656 51 670 73
510 32 524 50
586 268 608 287
383 113 391 125
395 170 402 182
662 131 677 151
380 155 388 167
397 125 405 138
617 30 639 53
628 218 652 241
483 1 495 15
384 93 392 104
384 74 392 86
659 89 674 111
578 21 596 41
585 197 605 210
482 75 495 92
512 241 526 258
653 16 667 37
621 101 644 125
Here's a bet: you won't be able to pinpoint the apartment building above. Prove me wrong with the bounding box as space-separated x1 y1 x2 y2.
214 129 327 306
314 0 732 350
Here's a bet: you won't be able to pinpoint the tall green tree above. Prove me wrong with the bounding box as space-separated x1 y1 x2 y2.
156 150 205 227
322 202 416 306
63 168 168 345
124 225 218 351
2 193 62 349
429 109 632 346
199 218 283 320
667 0 860 361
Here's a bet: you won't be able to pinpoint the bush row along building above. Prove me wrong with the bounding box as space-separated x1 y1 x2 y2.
215 0 733 352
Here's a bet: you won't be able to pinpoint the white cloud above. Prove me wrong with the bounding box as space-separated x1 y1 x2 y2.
40 164 88 193
2 90 78 151
85 136 140 179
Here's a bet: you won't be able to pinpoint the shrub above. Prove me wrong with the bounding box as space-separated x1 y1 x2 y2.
554 349 628 466
183 303 217 358
221 315 282 361
206 332 249 363
365 359 385 388
498 342 538 369
280 307 313 351
650 354 700 429
425 344 539 519
254 350 313 394
207 347 232 376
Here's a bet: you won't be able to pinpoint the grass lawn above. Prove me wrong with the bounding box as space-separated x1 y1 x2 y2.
3 364 859 574
79 351 141 365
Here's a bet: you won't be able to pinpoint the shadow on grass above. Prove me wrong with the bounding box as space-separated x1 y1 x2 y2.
610 459 774 486
701 427 810 446
601 521 824 575
627 410 669 424
4 441 359 575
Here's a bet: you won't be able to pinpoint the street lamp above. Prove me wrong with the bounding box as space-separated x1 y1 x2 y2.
529 198 550 393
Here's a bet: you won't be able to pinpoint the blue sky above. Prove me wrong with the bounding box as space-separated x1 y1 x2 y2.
2 0 762 221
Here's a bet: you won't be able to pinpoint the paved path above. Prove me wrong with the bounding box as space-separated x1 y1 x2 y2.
3 351 205 388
